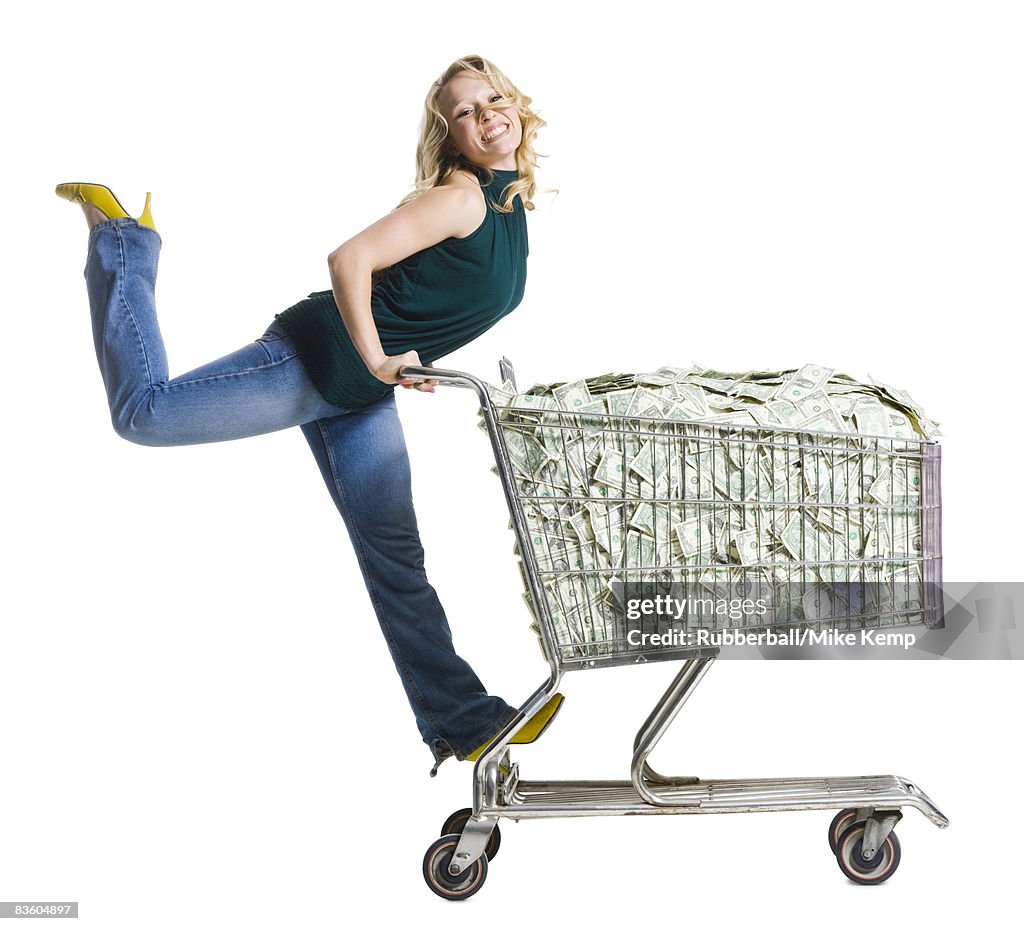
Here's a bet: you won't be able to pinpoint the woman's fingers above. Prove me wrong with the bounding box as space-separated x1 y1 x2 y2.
394 351 435 392
402 378 436 392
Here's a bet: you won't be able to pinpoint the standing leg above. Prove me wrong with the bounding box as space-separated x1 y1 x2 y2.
82 217 342 445
300 395 516 766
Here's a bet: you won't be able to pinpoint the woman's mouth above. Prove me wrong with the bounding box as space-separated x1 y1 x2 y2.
482 123 509 143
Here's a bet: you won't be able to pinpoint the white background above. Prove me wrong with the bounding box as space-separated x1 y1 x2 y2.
2 0 1021 926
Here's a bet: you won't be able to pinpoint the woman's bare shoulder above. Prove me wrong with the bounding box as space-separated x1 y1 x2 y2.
398 170 480 208
431 169 487 238
440 168 484 191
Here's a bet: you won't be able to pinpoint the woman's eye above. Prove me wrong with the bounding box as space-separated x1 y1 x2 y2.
457 96 504 118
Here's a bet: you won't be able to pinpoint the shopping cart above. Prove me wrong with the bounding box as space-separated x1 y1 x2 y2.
401 359 949 900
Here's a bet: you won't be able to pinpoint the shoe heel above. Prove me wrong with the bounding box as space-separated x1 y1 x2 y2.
137 192 156 232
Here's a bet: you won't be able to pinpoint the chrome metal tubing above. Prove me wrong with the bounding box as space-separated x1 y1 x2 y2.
631 654 717 806
397 364 490 401
922 442 944 628
490 774 949 827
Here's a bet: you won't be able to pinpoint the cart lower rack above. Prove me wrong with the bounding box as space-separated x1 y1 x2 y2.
401 360 948 900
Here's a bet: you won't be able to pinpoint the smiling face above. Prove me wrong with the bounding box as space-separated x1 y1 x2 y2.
438 70 523 171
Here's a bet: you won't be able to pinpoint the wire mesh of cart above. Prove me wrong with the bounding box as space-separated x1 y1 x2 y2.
404 359 949 900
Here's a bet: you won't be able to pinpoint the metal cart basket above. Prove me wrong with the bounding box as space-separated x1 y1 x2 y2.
403 359 949 899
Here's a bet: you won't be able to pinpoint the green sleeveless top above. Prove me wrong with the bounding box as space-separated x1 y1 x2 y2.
276 168 528 411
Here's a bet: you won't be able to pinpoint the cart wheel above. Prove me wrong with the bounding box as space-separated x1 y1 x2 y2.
422 834 488 900
828 808 863 855
835 822 902 885
440 808 502 861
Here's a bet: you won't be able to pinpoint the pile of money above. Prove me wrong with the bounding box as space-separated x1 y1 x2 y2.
485 363 941 440
475 364 940 661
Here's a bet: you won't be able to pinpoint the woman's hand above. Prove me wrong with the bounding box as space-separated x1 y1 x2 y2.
371 350 438 392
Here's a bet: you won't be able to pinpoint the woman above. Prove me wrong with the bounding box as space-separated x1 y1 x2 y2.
56 54 563 775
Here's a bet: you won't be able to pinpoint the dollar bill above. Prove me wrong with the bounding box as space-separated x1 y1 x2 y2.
774 364 834 402
552 379 594 411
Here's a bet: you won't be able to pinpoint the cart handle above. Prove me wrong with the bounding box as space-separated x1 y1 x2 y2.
398 364 492 407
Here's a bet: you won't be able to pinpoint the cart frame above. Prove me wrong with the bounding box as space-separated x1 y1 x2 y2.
402 360 949 896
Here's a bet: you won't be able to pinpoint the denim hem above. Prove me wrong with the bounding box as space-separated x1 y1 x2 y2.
87 216 162 247
428 738 457 777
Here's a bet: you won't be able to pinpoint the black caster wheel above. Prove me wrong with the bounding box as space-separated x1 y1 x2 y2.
835 821 902 885
441 808 502 861
828 808 863 855
422 834 488 900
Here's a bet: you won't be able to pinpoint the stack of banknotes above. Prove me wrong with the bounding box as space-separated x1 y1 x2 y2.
476 364 941 657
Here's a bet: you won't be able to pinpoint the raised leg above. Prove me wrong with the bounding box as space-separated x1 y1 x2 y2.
82 218 343 445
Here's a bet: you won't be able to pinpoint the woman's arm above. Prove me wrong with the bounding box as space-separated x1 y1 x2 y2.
327 182 485 389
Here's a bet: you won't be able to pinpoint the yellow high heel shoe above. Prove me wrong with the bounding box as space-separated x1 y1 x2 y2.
55 182 157 233
465 693 565 762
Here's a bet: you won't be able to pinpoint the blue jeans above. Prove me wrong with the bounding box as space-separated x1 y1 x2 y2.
83 217 516 768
